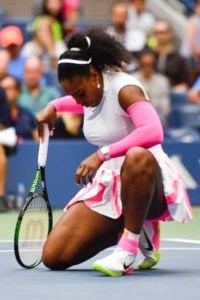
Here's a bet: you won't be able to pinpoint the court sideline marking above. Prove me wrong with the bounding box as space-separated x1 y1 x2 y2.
1 238 200 253
1 238 200 244
1 248 200 253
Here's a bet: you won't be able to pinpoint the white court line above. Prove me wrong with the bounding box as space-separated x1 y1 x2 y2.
163 238 200 244
1 238 200 245
0 249 41 253
0 240 14 243
1 238 200 244
1 239 200 254
1 247 200 254
107 247 200 251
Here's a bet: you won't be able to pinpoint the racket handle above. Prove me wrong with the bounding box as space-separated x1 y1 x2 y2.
38 124 50 167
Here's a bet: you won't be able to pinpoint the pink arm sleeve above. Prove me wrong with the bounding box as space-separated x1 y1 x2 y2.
108 101 164 159
51 95 84 114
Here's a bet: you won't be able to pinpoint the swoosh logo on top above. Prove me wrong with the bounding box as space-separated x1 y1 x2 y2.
123 261 133 270
143 229 154 251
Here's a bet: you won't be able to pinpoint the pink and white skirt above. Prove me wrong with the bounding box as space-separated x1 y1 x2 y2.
65 145 193 223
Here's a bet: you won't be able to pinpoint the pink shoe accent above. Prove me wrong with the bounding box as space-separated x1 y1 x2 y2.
118 236 139 255
124 267 134 275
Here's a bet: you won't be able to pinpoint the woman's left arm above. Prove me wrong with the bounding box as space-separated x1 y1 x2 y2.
98 85 164 160
75 85 164 185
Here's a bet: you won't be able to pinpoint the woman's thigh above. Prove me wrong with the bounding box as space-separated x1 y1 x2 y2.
43 202 124 269
146 152 167 220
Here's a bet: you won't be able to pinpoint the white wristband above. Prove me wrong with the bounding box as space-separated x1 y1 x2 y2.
99 145 111 161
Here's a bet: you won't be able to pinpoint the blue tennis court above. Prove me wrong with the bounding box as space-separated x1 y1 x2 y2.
1 238 200 300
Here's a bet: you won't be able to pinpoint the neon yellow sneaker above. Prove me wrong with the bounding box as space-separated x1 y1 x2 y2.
93 249 135 276
138 251 160 270
138 221 161 270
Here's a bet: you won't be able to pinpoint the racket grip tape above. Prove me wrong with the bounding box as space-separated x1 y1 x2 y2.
38 124 50 167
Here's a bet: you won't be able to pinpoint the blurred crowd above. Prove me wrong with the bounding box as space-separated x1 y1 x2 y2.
1 0 200 210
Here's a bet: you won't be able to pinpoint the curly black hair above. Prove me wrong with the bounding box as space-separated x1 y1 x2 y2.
58 27 131 81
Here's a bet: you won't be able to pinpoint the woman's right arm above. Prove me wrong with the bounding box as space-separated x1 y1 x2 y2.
51 95 84 113
36 95 83 137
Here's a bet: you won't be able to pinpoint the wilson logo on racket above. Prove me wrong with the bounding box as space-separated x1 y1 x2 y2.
30 170 41 193
25 219 45 241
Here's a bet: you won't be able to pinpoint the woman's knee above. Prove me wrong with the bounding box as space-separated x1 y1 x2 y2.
121 147 156 180
42 241 75 271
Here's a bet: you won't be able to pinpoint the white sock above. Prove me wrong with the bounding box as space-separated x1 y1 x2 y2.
124 228 140 241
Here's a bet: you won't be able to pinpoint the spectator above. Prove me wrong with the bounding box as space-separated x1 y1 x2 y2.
134 50 170 125
153 20 190 91
0 26 26 81
62 0 80 34
107 2 138 71
0 49 10 82
22 16 66 73
112 1 146 54
18 56 60 115
1 75 39 141
181 0 200 74
0 87 17 212
53 112 84 139
34 0 64 40
126 0 155 35
107 2 128 46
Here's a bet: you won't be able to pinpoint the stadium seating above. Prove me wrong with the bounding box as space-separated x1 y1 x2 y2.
165 127 200 143
179 0 195 15
170 92 189 108
168 103 200 128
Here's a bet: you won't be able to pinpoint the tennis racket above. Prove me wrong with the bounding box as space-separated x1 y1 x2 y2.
14 124 53 269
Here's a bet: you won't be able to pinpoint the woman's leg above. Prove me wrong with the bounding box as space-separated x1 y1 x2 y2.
43 202 124 270
120 147 166 233
93 147 166 276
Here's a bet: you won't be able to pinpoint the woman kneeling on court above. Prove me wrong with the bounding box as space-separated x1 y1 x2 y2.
36 28 193 276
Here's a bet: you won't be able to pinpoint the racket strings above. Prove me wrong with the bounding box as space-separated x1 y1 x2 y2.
18 195 49 266
27 196 47 210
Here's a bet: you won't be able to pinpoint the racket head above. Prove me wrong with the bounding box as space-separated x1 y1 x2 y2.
14 192 53 269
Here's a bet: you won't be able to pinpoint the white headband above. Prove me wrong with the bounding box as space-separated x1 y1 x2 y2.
85 36 91 48
70 47 81 52
69 36 91 52
58 58 92 65
59 36 92 65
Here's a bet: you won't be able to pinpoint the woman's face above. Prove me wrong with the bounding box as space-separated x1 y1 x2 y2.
139 54 155 77
154 22 172 45
46 0 62 16
36 19 54 42
60 68 103 107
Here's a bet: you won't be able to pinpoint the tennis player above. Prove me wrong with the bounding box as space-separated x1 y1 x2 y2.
37 28 193 276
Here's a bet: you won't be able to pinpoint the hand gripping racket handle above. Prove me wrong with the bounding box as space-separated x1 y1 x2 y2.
38 124 50 167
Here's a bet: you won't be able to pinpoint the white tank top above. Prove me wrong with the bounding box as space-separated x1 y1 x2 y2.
83 71 149 147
